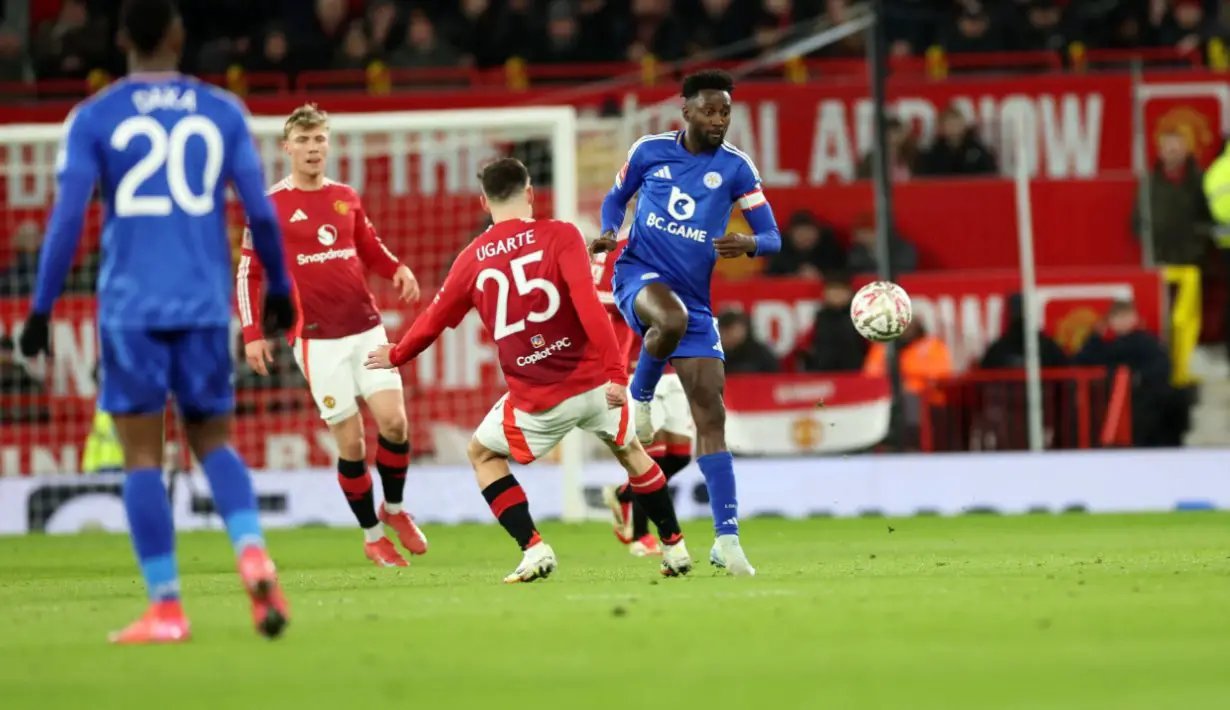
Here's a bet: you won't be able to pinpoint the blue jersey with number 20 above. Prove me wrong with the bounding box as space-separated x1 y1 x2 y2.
51 75 279 329
35 75 289 417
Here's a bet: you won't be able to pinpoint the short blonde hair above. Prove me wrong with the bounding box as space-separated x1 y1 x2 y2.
283 103 329 140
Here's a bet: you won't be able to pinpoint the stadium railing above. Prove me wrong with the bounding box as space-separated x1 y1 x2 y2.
0 46 1211 105
918 366 1134 452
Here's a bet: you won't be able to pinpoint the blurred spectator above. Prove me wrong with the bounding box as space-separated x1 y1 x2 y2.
764 211 845 278
1075 300 1189 447
863 319 952 394
388 10 460 69
978 293 1069 370
919 105 997 177
884 0 938 56
1012 0 1074 53
575 0 624 63
1134 129 1212 267
249 25 292 74
366 0 403 55
939 6 1008 55
813 0 864 57
718 310 780 373
846 212 917 276
2 220 42 296
0 336 47 424
531 2 587 64
286 0 350 72
690 0 754 58
1158 0 1211 54
32 0 108 79
0 0 30 82
627 0 685 62
336 20 374 71
857 117 920 181
448 0 510 68
188 0 267 74
797 273 868 373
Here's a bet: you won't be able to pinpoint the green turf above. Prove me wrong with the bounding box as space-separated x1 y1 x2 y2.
0 513 1228 709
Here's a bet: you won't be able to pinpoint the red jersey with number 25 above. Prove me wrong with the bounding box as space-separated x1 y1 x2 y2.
390 218 627 413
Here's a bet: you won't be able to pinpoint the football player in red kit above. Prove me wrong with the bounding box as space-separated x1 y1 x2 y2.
366 158 693 583
237 104 426 567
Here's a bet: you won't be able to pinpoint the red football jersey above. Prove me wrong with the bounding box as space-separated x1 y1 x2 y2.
237 178 402 343
390 218 627 413
590 236 626 317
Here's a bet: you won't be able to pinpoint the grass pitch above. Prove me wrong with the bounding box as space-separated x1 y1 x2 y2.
0 513 1227 709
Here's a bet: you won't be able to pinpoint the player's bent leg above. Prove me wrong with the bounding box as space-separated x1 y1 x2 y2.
605 438 692 577
364 388 427 556
628 283 690 443
672 357 756 577
623 431 694 556
466 436 555 584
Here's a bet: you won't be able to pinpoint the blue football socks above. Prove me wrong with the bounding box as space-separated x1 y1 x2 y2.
200 446 265 553
123 468 180 602
697 451 739 536
630 348 668 402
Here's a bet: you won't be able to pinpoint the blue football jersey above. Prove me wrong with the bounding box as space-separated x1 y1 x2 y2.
51 76 269 329
608 131 768 310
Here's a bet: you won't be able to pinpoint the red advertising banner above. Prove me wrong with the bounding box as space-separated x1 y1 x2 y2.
3 71 1224 177
0 267 1162 473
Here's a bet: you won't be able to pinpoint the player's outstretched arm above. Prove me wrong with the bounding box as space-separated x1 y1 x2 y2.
556 225 629 386
353 202 420 302
595 139 649 254
371 261 473 369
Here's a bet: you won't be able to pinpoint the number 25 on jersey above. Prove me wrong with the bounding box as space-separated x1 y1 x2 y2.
476 250 560 340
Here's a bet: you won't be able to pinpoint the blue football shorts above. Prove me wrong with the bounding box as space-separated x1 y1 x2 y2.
612 264 724 361
98 326 234 419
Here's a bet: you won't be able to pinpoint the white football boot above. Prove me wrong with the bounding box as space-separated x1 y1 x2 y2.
503 542 557 584
708 535 756 577
660 538 694 577
633 399 655 444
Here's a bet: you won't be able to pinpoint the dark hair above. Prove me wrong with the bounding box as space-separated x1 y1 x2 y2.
478 157 530 203
681 69 735 100
122 0 179 56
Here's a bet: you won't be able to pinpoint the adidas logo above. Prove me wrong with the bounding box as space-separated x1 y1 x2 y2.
652 165 672 180
290 209 308 223
722 517 738 527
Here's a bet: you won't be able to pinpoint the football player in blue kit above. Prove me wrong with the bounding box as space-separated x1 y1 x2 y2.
19 0 295 643
590 69 782 577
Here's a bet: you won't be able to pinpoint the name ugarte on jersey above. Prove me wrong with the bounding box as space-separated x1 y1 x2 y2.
477 228 537 262
131 86 197 114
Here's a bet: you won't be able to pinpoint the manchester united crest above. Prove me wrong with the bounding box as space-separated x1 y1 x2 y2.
323 396 336 409
333 200 349 215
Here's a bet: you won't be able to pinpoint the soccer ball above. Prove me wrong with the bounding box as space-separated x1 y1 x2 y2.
850 281 912 342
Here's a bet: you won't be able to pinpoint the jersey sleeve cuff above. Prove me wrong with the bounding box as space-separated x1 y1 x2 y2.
241 325 265 343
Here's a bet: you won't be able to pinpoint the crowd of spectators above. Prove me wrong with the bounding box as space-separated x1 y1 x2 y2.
0 0 1227 83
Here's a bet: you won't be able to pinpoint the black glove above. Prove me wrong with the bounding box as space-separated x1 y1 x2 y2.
262 293 296 336
19 313 51 358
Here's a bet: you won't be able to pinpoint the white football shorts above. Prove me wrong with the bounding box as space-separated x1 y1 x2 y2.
475 384 632 465
292 324 403 426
